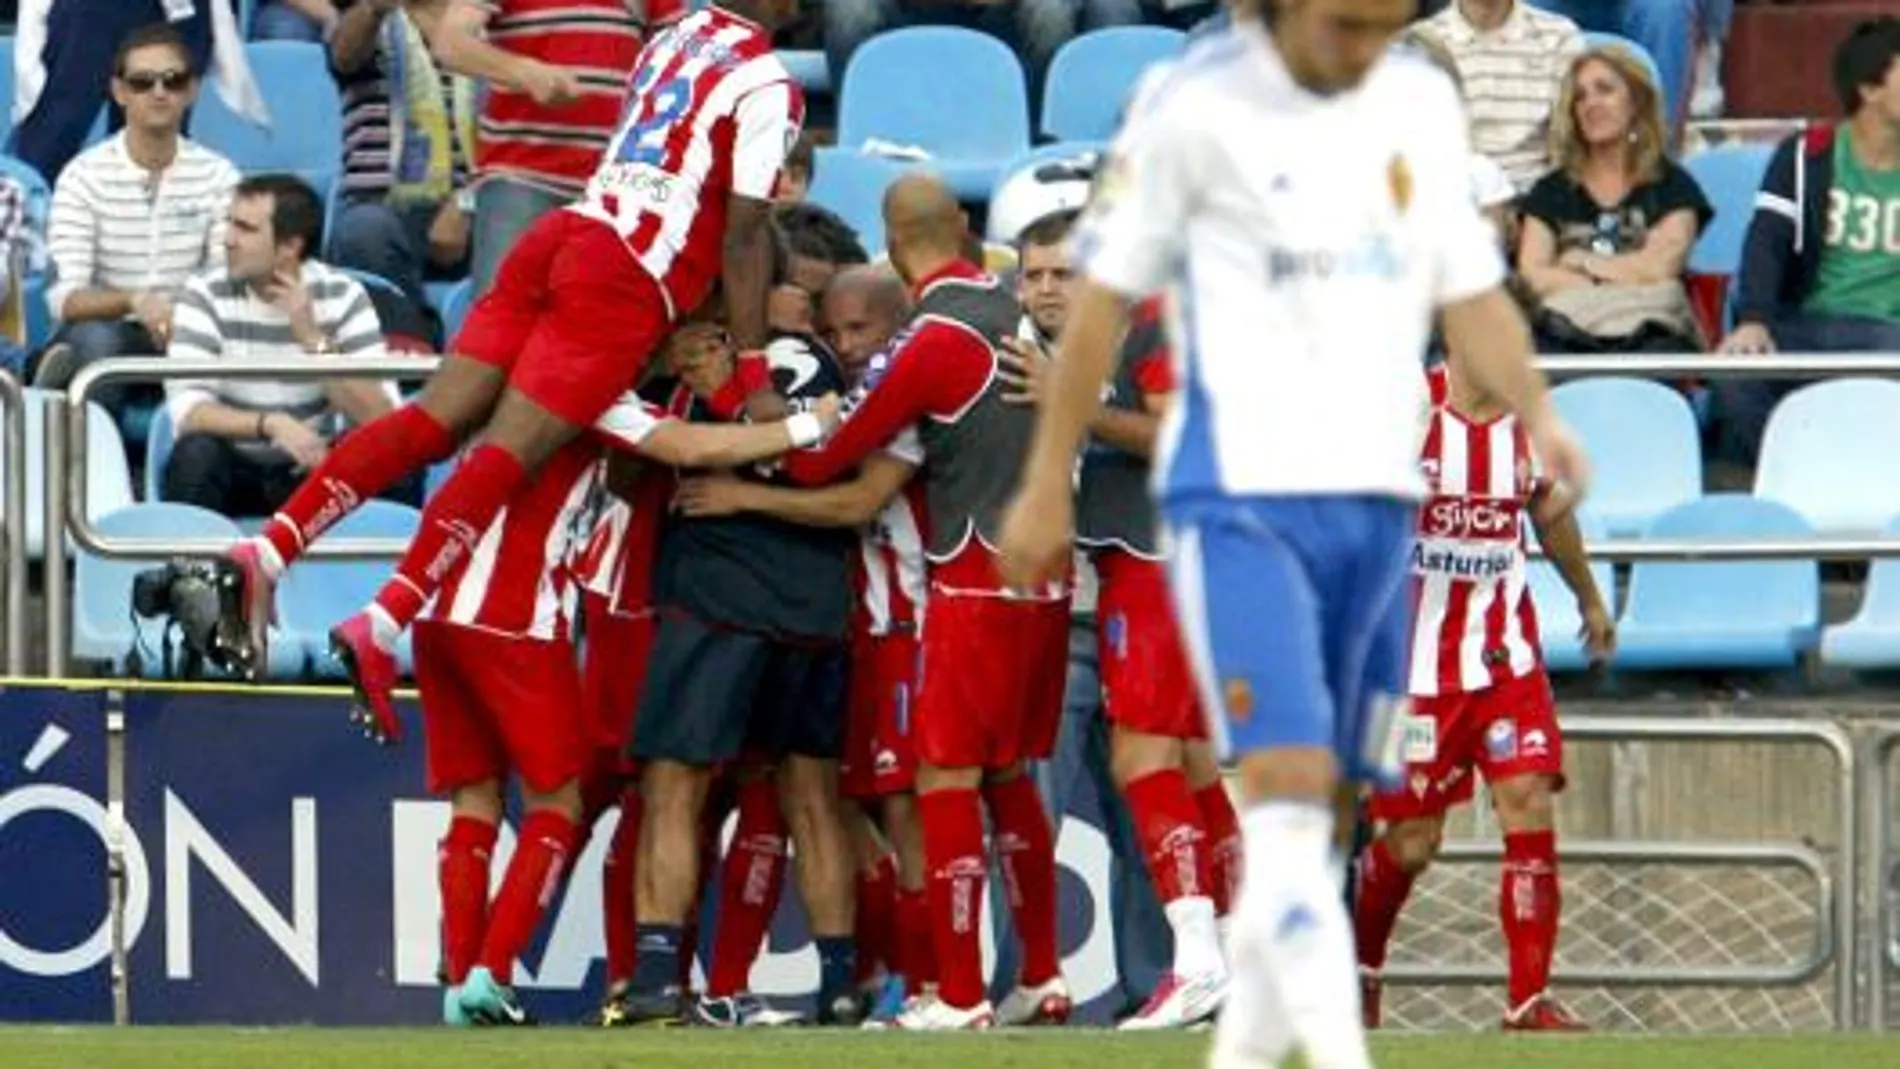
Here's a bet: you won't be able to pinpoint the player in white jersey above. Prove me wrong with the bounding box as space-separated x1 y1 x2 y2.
998 2 1590 1067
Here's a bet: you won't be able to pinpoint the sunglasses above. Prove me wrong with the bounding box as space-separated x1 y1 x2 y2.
121 69 192 95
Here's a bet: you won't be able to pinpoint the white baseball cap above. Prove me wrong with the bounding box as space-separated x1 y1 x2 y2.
986 147 1102 245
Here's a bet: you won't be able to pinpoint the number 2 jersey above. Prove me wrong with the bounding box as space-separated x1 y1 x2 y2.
570 5 804 317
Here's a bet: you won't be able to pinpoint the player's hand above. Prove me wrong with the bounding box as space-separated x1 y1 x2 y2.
674 473 751 517
1527 418 1590 524
997 335 1050 407
768 283 814 335
811 392 843 434
1719 322 1775 354
516 59 581 106
1579 599 1616 667
263 412 329 471
997 473 1075 589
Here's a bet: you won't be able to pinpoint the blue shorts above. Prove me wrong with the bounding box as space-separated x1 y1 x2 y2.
1163 494 1414 787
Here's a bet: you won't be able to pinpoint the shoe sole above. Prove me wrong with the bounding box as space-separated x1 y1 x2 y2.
328 632 395 746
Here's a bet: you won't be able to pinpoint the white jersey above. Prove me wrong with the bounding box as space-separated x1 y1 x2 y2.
1074 26 1504 503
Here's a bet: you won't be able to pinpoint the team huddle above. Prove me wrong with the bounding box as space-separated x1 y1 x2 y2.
207 0 1602 1057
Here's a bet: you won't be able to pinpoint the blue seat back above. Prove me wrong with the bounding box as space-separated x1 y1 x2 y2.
1528 510 1613 665
1754 379 1900 534
0 37 13 150
73 503 244 671
145 404 176 503
1041 27 1185 142
838 29 1030 167
1551 378 1701 536
779 49 831 94
191 42 341 204
11 390 137 558
1623 495 1818 631
438 278 476 342
808 148 922 254
1682 144 1772 275
273 500 420 677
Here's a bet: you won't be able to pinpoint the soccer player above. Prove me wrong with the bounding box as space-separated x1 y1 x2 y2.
1353 359 1613 1032
774 174 1071 1032
425 384 838 1025
217 0 805 744
996 2 1591 1067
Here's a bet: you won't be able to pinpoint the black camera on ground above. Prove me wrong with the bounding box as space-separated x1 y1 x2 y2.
129 558 253 679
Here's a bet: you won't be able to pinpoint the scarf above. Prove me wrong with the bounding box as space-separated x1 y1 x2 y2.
383 12 476 205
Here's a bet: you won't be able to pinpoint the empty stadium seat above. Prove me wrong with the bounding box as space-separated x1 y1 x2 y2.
1041 27 1185 142
1683 144 1772 277
73 503 245 676
1820 516 1900 669
837 28 1030 201
1754 379 1900 535
1580 31 1667 115
4 389 138 559
1615 495 1819 670
808 148 922 253
780 49 831 94
191 42 342 206
274 500 419 680
1551 378 1701 537
1528 510 1614 673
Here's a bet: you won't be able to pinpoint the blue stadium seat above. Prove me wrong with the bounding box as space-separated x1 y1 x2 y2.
435 278 476 343
9 389 138 559
73 503 245 676
1754 379 1900 535
1615 495 1819 670
808 148 923 254
0 37 14 151
1682 144 1772 277
1528 510 1614 673
780 49 831 94
337 266 406 305
1821 515 1900 669
837 28 1030 201
1551 377 1700 537
191 42 342 207
1041 27 1185 142
275 499 420 680
145 404 175 502
1580 31 1667 115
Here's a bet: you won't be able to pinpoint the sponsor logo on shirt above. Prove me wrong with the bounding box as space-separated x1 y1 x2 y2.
1264 234 1402 284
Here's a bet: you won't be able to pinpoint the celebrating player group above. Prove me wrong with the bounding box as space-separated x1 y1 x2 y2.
208 0 1602 1059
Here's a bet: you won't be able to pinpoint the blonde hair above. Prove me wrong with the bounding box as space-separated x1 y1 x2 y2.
1548 45 1667 185
1399 27 1464 96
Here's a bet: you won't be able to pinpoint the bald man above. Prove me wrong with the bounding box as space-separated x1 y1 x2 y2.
770 174 1071 1031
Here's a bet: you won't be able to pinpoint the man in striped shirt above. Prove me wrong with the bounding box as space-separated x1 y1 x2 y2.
33 24 241 425
163 175 403 519
1422 0 1584 190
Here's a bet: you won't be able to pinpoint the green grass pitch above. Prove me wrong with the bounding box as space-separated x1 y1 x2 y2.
2 1029 1896 1069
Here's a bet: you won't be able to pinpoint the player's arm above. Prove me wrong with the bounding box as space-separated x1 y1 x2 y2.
781 324 982 486
677 453 917 527
407 0 578 105
725 82 801 353
1528 491 1616 663
594 393 837 469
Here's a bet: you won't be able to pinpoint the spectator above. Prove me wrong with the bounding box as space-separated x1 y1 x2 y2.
1710 18 1900 470
1517 45 1710 354
1422 0 1584 192
1400 27 1519 245
823 0 1140 120
12 3 263 187
1528 0 1716 133
163 175 403 517
251 0 340 42
0 175 34 376
771 202 869 335
33 24 242 432
326 0 476 313
776 132 817 204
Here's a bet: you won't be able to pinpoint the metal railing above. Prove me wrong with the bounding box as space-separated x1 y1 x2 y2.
1383 715 1859 1028
1865 725 1900 1030
1 368 25 675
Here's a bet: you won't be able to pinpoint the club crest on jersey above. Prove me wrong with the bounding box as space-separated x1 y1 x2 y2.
1485 719 1518 761
1387 153 1413 214
1222 678 1254 723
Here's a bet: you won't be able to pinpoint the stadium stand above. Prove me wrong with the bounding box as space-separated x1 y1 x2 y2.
1040 26 1184 142
189 42 342 216
1753 379 1900 536
1551 377 1702 538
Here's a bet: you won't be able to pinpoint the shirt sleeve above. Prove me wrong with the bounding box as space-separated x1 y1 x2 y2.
728 79 801 201
44 168 98 317
201 155 241 271
1652 160 1714 232
165 279 223 426
594 394 670 453
1070 88 1202 298
1417 74 1506 306
330 278 388 358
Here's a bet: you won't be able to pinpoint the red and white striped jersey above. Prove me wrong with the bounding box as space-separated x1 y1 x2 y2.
429 398 666 638
572 5 803 316
856 481 929 637
1408 377 1544 697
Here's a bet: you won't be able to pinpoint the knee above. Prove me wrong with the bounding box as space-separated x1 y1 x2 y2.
58 320 133 361
1237 748 1337 805
328 202 408 266
524 779 584 824
1384 818 1444 876
1016 0 1077 61
451 781 504 824
1490 774 1556 831
161 432 232 496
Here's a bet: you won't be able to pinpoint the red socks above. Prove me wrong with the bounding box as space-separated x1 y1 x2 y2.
438 816 497 986
982 776 1059 988
1194 782 1242 916
372 443 527 629
478 808 578 983
602 785 643 989
1501 829 1560 1007
919 789 988 1009
1353 837 1417 974
707 779 790 997
856 851 898 985
1124 769 1212 906
263 404 457 566
894 885 936 993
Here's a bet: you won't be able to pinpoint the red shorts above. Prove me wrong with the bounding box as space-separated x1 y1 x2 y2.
452 210 671 427
1095 552 1205 740
841 629 920 798
1368 669 1565 823
580 591 657 768
414 621 587 796
914 590 1070 771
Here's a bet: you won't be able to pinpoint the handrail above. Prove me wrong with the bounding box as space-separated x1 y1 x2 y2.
1538 352 1900 380
1867 726 1900 1030
0 369 25 674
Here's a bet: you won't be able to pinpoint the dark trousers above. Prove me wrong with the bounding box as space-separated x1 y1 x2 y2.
11 0 214 183
163 431 423 518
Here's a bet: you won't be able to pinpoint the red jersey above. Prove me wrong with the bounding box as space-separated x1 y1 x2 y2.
856 480 930 636
473 0 646 197
1409 371 1543 697
571 5 804 316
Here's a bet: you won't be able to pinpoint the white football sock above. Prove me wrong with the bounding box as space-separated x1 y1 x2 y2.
1240 802 1372 1069
252 535 286 580
1209 910 1290 1069
365 603 402 651
1165 895 1224 979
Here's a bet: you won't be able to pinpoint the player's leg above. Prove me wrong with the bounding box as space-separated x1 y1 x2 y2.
881 791 936 1001
579 599 654 1014
850 809 900 993
1185 743 1240 925
870 634 934 1008
701 765 790 1009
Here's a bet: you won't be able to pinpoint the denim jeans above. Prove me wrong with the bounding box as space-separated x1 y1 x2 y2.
824 0 1142 118
1531 0 1727 128
249 1 327 42
470 178 571 296
1707 312 1900 468
328 199 453 310
32 319 165 436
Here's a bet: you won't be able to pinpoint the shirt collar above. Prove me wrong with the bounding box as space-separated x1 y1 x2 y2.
1444 1 1528 41
912 259 986 299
